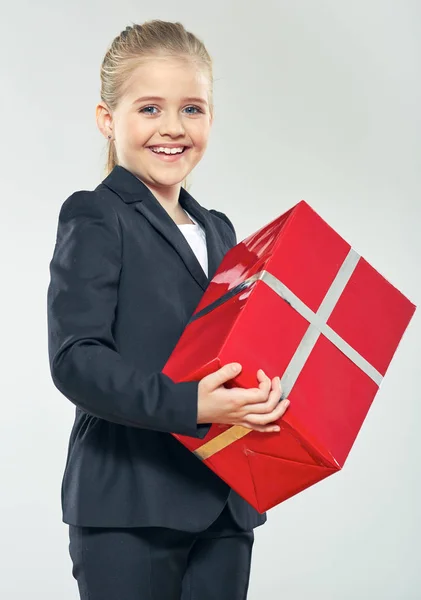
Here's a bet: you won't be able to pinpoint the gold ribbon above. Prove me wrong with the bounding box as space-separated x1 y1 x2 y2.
193 425 252 460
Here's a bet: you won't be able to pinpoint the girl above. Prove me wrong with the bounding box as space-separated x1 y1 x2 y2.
47 20 290 600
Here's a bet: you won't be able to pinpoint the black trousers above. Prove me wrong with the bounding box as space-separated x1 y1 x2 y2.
68 504 254 600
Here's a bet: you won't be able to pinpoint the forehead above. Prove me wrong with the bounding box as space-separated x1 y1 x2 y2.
121 56 210 103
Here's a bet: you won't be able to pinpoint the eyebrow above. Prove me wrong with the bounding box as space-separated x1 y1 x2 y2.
132 96 208 106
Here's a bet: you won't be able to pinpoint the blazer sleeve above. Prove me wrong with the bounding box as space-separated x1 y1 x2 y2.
47 191 206 438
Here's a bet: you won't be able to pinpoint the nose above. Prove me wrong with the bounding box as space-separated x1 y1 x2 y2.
158 110 185 138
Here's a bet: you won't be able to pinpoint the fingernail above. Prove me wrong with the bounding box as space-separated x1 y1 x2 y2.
284 399 290 406
272 426 280 432
232 364 241 372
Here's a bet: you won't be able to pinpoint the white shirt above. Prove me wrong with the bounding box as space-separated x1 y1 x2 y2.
177 209 208 277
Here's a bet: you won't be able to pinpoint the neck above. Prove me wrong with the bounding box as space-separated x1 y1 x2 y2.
146 181 182 206
137 177 187 222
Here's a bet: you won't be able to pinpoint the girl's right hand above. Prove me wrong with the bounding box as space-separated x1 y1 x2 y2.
197 363 290 433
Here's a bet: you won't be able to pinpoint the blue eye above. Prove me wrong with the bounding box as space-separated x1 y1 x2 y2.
183 106 202 114
139 106 158 114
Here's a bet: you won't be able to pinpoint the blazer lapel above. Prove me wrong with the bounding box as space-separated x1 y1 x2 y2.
134 198 210 291
178 190 227 283
100 165 226 292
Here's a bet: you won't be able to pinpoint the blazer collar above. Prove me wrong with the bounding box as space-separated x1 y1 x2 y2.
99 165 225 291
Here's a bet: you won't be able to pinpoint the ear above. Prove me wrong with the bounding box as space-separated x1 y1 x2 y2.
96 102 113 139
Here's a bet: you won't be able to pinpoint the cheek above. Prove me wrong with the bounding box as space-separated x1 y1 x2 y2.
191 122 211 149
125 117 152 145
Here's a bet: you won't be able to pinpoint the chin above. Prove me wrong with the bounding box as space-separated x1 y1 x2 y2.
150 172 190 188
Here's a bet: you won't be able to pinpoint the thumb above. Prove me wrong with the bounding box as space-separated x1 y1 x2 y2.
203 363 242 391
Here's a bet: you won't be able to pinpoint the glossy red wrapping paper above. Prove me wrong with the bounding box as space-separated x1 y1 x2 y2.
163 200 416 512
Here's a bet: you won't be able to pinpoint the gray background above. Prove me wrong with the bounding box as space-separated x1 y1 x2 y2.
1 1 420 598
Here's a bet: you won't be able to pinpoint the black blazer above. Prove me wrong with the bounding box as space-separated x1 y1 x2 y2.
47 164 266 531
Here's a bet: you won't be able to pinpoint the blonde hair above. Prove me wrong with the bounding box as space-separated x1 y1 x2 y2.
99 20 214 190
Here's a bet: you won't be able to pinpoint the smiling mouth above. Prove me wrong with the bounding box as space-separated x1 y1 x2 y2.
147 146 190 160
149 146 189 156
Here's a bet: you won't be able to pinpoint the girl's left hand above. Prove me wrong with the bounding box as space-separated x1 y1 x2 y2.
236 369 289 431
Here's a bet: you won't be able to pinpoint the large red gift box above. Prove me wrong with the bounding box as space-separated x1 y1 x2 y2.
163 200 416 512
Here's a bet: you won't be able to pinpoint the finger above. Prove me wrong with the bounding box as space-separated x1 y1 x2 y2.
257 369 271 397
257 369 270 386
204 363 242 391
225 386 271 406
271 375 284 399
242 377 282 414
238 422 281 433
243 397 290 426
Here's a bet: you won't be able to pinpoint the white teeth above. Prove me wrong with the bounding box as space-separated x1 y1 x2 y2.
150 146 185 154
